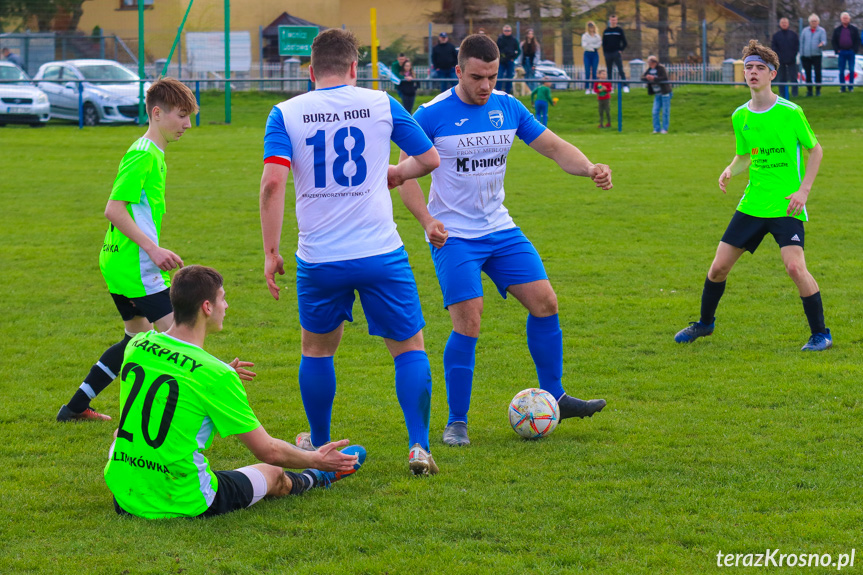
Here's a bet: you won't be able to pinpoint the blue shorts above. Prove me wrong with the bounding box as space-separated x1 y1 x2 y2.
296 247 425 342
429 227 548 308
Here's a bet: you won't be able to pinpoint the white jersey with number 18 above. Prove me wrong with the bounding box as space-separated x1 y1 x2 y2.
264 85 433 263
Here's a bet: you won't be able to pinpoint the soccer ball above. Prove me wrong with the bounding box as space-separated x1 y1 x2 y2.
508 388 560 439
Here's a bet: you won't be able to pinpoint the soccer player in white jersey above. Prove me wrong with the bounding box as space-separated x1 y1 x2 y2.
398 34 613 447
259 29 443 475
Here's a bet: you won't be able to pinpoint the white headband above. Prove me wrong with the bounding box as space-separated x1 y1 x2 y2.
744 55 775 71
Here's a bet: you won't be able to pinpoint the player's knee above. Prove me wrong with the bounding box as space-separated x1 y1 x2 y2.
784 259 805 281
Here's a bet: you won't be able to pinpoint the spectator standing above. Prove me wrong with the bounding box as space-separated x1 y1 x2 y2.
521 28 540 89
642 55 672 134
594 69 612 128
800 14 827 97
831 12 861 93
432 32 458 92
602 15 629 92
399 59 418 114
772 17 800 98
1 47 24 69
391 53 407 103
581 22 602 93
497 25 521 94
530 79 554 127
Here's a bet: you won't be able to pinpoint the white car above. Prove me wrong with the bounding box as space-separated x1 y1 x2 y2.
820 51 863 87
0 61 50 126
532 62 572 90
34 59 150 126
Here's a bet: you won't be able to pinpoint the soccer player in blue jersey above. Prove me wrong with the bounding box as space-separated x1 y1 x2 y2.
398 34 613 447
259 29 443 475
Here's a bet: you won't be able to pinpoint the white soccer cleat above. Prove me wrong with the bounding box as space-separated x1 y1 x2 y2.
408 443 439 476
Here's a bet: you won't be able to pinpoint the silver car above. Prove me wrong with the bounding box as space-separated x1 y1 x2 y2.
34 59 149 126
0 61 50 126
820 51 863 87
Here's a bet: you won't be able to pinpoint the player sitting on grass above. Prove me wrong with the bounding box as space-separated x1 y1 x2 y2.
674 40 831 351
398 34 612 447
260 29 442 475
57 78 197 422
104 265 365 519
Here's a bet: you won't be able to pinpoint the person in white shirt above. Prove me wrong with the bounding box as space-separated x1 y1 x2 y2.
581 21 602 93
260 28 443 476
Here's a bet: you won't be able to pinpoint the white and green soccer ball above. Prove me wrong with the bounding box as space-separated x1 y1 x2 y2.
508 388 560 439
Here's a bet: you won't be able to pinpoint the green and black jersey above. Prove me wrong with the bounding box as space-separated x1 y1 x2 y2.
104 331 260 519
99 137 170 297
731 97 818 222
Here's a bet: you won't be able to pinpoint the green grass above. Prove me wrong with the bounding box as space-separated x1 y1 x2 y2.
1 87 862 574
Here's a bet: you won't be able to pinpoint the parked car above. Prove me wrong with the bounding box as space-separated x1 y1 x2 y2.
820 50 863 87
0 61 50 127
33 59 149 126
532 63 572 90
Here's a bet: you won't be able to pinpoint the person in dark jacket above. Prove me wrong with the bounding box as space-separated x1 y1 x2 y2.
832 12 861 93
642 55 672 133
602 15 629 92
432 32 458 92
496 25 520 94
772 18 800 98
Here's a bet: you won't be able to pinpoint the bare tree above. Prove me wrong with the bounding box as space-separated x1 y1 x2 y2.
644 0 680 62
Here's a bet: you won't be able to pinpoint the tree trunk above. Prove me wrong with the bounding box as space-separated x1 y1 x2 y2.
657 3 670 62
452 0 467 43
633 0 643 59
528 0 542 46
561 0 573 65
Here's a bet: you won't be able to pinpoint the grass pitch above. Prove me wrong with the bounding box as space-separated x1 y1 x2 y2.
1 87 861 574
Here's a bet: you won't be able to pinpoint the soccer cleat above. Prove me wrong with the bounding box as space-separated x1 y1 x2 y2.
295 432 316 451
801 329 832 351
674 321 715 343
623 86 630 93
56 404 111 422
409 443 439 476
442 421 470 446
604 123 611 128
307 445 366 489
557 395 606 420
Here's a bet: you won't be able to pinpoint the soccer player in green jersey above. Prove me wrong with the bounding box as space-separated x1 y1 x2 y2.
674 40 831 351
57 78 199 422
104 265 365 519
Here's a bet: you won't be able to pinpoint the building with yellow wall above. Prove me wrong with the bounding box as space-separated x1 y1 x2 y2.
77 0 444 63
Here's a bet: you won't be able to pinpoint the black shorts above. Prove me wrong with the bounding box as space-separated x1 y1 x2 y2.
112 470 255 519
110 289 172 322
197 470 255 518
721 211 805 254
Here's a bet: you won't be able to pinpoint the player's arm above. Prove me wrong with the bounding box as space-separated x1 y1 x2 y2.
259 163 290 300
387 146 440 188
237 427 358 473
718 154 751 194
394 150 448 248
104 200 183 271
528 130 612 190
786 143 822 216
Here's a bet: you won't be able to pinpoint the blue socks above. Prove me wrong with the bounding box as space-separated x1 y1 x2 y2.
394 350 432 452
526 313 566 400
443 331 478 425
298 355 337 448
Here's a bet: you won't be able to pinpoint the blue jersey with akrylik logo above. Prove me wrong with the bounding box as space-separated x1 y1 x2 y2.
413 88 546 239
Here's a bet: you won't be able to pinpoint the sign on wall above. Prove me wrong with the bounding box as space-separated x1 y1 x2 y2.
278 26 319 57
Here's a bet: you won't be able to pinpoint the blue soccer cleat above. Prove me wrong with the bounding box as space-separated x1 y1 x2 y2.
308 445 366 489
801 329 832 351
674 321 714 343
